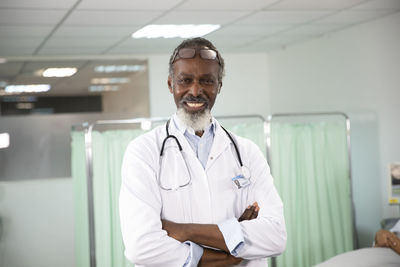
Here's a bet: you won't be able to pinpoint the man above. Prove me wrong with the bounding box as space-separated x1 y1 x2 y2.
119 37 286 266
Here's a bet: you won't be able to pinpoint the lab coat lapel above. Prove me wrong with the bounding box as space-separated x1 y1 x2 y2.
206 121 231 171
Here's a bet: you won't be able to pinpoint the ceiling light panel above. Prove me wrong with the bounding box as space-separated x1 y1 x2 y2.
178 0 279 11
268 0 366 10
42 68 77 77
5 84 51 93
153 10 249 25
77 0 182 10
95 65 146 73
89 85 120 92
63 10 163 26
0 9 68 25
91 77 130 84
132 24 220 39
0 133 10 149
236 10 332 25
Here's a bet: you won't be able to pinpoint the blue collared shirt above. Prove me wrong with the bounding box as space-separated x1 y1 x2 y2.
171 114 244 266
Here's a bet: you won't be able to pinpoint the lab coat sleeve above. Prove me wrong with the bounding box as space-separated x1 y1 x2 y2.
235 140 287 260
119 137 192 266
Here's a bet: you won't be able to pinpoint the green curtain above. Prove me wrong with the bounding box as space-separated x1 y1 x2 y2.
71 120 267 267
72 129 146 267
270 120 354 267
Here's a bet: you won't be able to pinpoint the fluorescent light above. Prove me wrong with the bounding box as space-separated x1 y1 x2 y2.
95 65 146 73
5 84 51 93
16 103 34 109
0 133 10 149
0 58 7 64
132 24 220 39
89 85 120 92
91 77 130 84
42 67 77 77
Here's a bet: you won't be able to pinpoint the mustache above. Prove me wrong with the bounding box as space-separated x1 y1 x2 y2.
180 95 208 104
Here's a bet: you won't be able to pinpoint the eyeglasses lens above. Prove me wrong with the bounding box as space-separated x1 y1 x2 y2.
178 48 196 59
199 49 217 60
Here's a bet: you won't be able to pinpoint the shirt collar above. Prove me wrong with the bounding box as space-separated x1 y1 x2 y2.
171 113 216 136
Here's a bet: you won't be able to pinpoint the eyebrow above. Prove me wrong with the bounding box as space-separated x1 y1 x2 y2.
177 72 216 78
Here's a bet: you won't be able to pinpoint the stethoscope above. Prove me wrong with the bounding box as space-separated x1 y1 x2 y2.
158 119 251 190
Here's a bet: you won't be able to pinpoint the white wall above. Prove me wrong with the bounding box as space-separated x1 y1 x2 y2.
0 178 74 267
148 53 271 118
266 12 400 246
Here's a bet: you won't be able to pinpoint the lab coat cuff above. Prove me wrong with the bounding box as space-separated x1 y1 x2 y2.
183 241 204 267
218 217 244 256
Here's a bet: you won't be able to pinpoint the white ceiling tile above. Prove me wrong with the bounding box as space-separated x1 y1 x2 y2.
0 62 24 77
0 0 76 9
0 9 68 25
116 38 181 48
53 26 141 38
268 0 367 10
282 24 346 36
0 26 53 37
38 47 106 55
44 37 119 48
235 10 333 25
315 10 394 24
177 0 280 11
206 24 293 37
63 10 163 26
252 34 310 49
0 37 43 47
0 47 36 56
77 0 182 10
206 36 260 49
153 10 250 24
353 0 400 10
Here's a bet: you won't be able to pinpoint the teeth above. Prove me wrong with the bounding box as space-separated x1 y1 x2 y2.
187 102 204 108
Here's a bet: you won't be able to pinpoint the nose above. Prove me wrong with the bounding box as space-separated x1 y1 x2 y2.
188 80 202 96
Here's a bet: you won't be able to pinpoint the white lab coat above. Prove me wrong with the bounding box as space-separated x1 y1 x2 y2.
119 119 287 267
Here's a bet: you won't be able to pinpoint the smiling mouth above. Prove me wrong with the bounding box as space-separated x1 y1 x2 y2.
186 102 205 108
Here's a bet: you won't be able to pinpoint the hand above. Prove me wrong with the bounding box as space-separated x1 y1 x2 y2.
198 248 243 267
375 229 390 247
238 202 259 222
161 219 187 242
375 229 400 254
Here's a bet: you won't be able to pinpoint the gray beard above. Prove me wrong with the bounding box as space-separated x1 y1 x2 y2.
176 107 212 132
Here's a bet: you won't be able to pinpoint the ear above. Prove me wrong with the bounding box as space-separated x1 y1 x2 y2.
218 81 222 93
167 76 173 93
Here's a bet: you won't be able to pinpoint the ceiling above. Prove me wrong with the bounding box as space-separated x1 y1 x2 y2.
0 0 399 96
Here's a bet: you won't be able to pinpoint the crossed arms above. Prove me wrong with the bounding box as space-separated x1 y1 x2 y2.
120 139 287 266
162 203 260 266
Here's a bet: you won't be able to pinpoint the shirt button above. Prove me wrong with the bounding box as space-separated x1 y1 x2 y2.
210 157 213 160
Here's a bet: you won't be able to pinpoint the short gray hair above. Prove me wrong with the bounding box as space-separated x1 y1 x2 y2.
168 37 225 83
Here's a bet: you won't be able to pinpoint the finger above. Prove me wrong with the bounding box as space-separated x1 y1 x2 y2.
239 206 256 221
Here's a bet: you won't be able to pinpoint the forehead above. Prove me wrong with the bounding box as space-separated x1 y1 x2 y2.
173 56 219 77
